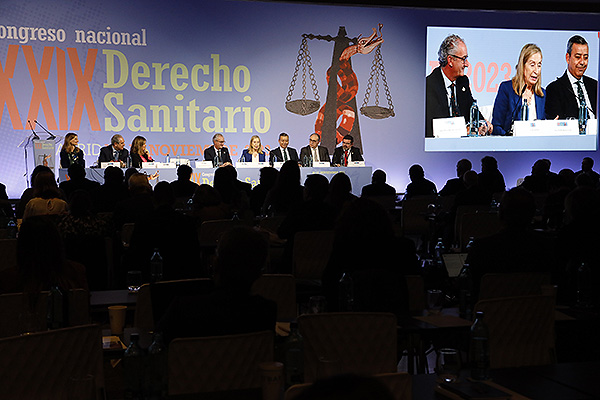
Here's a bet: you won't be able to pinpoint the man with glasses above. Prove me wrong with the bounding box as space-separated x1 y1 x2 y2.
98 134 129 167
426 34 491 137
299 133 331 166
204 133 232 167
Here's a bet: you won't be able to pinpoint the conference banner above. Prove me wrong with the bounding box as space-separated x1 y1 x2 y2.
1 0 599 197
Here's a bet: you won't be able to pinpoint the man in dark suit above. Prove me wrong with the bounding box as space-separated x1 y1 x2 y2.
426 34 491 138
299 133 330 166
332 134 364 166
203 133 232 167
545 35 597 120
269 132 299 164
97 134 129 166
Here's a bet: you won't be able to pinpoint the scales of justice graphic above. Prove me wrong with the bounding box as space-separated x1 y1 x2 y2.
285 24 395 152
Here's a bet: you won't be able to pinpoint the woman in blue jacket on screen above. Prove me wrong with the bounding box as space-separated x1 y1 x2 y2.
492 43 546 136
240 135 266 163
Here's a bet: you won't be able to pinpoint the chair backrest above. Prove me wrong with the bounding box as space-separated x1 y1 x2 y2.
0 289 90 338
405 275 426 316
474 295 555 368
168 330 274 395
0 324 104 399
479 272 552 301
134 283 153 331
150 278 214 324
197 219 244 247
453 205 491 243
401 196 436 237
251 274 296 321
0 238 17 272
458 211 502 251
292 230 335 280
366 195 397 212
284 372 411 400
298 312 397 383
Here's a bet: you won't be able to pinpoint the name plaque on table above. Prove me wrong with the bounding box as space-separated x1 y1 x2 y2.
195 161 213 168
272 161 284 169
313 161 331 167
513 119 579 136
236 161 269 168
155 162 176 169
170 157 190 166
433 116 466 138
100 162 120 168
141 162 157 168
348 161 366 167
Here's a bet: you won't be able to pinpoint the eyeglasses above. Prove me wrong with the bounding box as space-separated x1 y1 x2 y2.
449 54 469 64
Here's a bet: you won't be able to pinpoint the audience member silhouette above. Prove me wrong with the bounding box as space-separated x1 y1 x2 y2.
278 174 337 273
128 181 200 281
404 164 436 199
556 186 600 304
0 215 88 294
213 165 251 220
326 172 357 215
0 182 13 219
439 159 471 196
521 159 562 194
575 157 600 188
59 163 100 200
158 226 276 344
361 169 396 197
92 166 129 213
453 170 492 209
190 184 231 223
478 156 506 196
322 198 419 316
170 164 200 199
23 171 68 220
114 172 154 229
465 187 557 300
250 167 278 216
262 160 304 216
58 190 113 290
15 165 53 219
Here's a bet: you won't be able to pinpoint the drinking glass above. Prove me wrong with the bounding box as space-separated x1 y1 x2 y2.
127 270 143 293
427 289 443 315
436 348 461 383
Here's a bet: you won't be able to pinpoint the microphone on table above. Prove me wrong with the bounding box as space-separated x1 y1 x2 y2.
508 85 527 136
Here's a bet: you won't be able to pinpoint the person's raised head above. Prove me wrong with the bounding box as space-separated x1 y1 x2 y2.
566 35 589 80
177 164 193 180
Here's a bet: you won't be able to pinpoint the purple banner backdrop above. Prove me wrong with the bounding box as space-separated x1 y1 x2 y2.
1 0 599 197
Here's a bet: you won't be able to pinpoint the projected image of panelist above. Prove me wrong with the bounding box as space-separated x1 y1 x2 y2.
204 133 232 167
130 136 154 168
545 35 597 121
240 135 266 163
426 34 491 138
60 132 85 168
98 134 129 167
269 132 299 164
332 135 363 166
492 44 546 136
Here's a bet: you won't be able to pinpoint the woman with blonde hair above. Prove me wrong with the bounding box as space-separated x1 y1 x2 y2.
130 135 154 168
60 132 85 168
240 135 265 163
492 43 546 136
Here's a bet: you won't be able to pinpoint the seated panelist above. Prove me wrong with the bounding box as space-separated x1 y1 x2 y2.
60 132 85 168
240 135 266 163
492 43 546 136
269 132 299 164
332 134 363 167
130 135 154 168
98 134 129 167
204 133 232 167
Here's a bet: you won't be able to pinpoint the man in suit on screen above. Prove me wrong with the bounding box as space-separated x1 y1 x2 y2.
545 35 597 120
426 34 491 138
